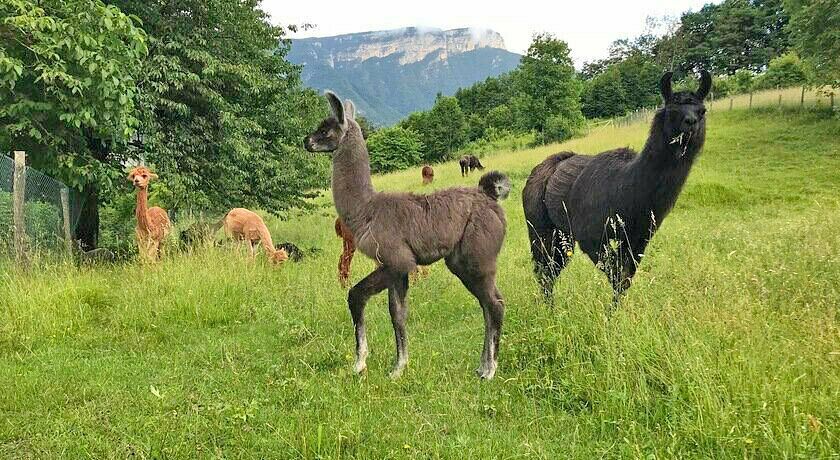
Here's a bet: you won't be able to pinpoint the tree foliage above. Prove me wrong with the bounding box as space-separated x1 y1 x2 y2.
784 0 839 88
400 95 467 162
0 0 147 185
366 127 424 173
756 52 810 89
105 0 329 214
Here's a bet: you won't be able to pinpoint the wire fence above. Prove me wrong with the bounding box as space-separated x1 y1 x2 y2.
605 86 835 129
0 152 83 260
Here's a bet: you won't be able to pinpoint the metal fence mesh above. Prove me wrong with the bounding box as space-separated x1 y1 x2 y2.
0 154 82 255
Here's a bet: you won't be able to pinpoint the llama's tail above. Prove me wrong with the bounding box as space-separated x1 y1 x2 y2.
478 171 511 201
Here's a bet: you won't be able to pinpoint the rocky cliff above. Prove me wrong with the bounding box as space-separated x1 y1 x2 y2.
288 28 520 125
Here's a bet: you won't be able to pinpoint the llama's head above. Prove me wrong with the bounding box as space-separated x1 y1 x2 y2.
304 91 358 153
270 248 289 265
127 166 158 189
659 70 710 153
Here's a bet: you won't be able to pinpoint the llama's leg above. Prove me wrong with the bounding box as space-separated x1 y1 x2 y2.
609 257 638 311
527 224 569 306
348 265 395 374
387 273 410 378
445 259 505 380
473 276 504 380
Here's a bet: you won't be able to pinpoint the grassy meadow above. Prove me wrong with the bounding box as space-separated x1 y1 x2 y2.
1 107 839 458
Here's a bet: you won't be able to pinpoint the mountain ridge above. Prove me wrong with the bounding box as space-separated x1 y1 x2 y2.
288 27 521 125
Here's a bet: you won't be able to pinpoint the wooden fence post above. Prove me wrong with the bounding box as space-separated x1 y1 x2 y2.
800 87 805 108
729 98 733 110
831 93 835 109
13 151 27 266
749 92 753 109
61 186 72 254
778 93 782 108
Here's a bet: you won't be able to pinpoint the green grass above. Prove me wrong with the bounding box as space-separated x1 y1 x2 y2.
1 108 839 458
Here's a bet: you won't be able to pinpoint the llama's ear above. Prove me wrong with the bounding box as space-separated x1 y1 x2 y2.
344 99 356 121
127 171 135 180
325 90 345 126
659 71 674 104
696 70 712 100
149 172 158 180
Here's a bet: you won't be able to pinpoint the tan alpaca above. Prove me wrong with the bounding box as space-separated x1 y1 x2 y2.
223 208 288 264
128 166 171 261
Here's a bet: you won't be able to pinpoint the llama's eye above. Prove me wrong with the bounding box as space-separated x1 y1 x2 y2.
700 108 707 115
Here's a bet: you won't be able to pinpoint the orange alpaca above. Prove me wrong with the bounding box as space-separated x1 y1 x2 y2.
335 217 356 288
335 217 428 287
128 166 171 261
223 208 288 264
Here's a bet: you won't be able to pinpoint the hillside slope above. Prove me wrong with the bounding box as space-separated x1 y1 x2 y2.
1 109 838 457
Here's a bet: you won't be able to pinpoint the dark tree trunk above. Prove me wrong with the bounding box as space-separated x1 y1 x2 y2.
76 183 99 250
76 136 111 250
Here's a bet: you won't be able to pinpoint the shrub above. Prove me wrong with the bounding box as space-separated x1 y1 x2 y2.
366 127 425 173
757 52 810 89
0 191 62 251
536 114 583 145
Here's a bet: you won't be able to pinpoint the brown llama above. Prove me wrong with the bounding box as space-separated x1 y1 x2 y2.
335 217 356 288
459 155 484 177
336 216 429 288
127 166 171 262
421 165 434 184
305 91 511 380
222 208 289 264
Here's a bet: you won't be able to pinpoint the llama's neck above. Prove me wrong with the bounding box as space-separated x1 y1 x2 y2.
257 224 276 256
135 187 150 231
632 112 704 220
331 122 374 227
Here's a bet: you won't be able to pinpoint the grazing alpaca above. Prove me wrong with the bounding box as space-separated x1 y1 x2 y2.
459 155 485 177
522 71 710 305
222 208 289 264
306 91 510 379
335 217 356 288
421 165 434 184
127 166 171 261
74 240 116 265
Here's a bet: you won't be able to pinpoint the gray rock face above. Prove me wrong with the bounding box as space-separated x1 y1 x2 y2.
288 28 520 126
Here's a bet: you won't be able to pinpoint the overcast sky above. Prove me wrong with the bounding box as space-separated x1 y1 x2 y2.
262 0 714 66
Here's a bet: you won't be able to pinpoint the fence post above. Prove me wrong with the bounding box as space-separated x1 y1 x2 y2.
800 87 805 108
61 186 73 254
729 98 733 110
749 92 753 109
13 151 27 266
831 93 835 109
778 93 782 108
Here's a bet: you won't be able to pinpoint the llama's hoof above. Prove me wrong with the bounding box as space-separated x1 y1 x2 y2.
352 361 367 375
476 363 497 380
388 367 405 380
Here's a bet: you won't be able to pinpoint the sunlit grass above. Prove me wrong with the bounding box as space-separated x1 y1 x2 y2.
1 108 838 458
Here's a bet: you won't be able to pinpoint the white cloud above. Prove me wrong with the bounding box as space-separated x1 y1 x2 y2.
263 0 714 66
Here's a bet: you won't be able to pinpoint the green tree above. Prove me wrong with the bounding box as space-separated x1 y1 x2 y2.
667 0 790 75
758 52 810 88
733 69 755 93
784 0 839 88
0 0 148 247
401 95 467 162
366 127 424 173
516 33 584 139
105 0 329 220
581 66 627 118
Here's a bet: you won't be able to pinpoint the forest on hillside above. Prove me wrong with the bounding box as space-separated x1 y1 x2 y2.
1 0 837 248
